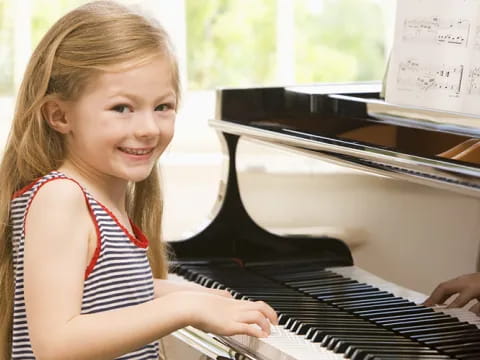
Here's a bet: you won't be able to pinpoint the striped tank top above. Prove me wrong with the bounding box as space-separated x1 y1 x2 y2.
11 171 159 359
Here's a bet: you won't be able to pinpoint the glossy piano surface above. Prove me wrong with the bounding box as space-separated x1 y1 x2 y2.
169 130 353 266
168 83 480 359
212 82 480 196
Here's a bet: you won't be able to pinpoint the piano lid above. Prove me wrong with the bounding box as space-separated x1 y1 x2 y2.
211 82 480 197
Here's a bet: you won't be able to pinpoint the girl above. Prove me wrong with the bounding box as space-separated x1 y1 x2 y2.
0 1 277 359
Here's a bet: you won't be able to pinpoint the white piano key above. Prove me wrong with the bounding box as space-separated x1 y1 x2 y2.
328 266 480 329
225 325 345 360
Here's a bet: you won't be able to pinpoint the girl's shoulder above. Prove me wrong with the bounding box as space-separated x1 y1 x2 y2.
14 171 90 217
13 171 84 199
22 172 93 241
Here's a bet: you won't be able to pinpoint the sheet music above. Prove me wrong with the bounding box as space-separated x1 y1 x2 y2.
386 0 480 116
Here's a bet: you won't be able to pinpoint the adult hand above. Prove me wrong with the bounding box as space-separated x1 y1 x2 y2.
424 273 480 314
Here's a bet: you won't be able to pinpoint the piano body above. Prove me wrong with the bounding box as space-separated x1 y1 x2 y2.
164 82 480 359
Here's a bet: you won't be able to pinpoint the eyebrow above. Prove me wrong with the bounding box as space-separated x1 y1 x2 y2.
108 91 176 103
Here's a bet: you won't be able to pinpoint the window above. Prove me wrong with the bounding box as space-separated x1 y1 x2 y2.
186 0 393 89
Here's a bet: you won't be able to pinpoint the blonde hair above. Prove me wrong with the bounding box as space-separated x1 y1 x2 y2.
0 1 179 357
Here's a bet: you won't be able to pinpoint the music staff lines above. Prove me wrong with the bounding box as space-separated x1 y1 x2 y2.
474 25 480 50
468 66 480 94
396 59 463 96
402 17 470 47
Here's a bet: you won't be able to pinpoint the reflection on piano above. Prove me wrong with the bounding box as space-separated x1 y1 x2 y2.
167 83 480 360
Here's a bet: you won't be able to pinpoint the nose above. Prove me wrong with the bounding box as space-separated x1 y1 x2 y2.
134 111 160 138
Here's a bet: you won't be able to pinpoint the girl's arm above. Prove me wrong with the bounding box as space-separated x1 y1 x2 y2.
24 180 277 360
154 278 232 298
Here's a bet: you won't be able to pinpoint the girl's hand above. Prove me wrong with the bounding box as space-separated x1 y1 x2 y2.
424 273 480 314
175 291 278 338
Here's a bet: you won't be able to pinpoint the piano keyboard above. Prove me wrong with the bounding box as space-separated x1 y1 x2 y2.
171 260 480 360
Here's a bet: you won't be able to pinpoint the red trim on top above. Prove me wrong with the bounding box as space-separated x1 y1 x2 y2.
84 209 102 280
19 174 103 280
41 175 102 280
12 176 43 199
23 177 76 236
130 220 150 248
96 202 149 249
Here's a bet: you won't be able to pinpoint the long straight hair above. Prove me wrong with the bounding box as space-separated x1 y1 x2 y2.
0 1 180 357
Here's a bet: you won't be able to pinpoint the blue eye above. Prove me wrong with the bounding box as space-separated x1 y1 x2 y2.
112 104 132 113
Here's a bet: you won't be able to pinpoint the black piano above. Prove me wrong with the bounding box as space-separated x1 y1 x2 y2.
167 82 480 360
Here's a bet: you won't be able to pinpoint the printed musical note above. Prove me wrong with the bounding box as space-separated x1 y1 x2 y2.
402 17 470 47
396 59 463 97
467 66 480 94
474 26 480 50
386 0 480 115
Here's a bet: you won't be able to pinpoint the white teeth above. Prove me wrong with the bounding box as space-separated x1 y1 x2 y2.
119 147 151 155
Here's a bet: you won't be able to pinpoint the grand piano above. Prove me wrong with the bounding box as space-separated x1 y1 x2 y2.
166 82 480 359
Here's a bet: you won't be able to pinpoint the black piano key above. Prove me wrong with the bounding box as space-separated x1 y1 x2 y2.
274 305 334 313
285 315 361 328
377 315 457 328
347 346 445 360
394 322 478 336
413 328 480 340
278 308 356 316
299 282 375 292
321 333 409 348
356 305 433 317
325 291 395 302
330 296 406 307
293 321 380 334
277 311 351 325
296 319 370 335
277 270 336 282
310 328 396 343
438 341 480 352
369 311 446 323
305 286 380 297
301 282 373 291
325 337 389 352
345 300 414 312
331 338 422 353
286 275 352 286
292 319 377 334
423 334 480 347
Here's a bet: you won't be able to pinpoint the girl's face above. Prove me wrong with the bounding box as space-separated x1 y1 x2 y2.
61 56 176 183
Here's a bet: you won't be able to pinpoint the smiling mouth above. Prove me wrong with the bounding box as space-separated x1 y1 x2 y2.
118 147 154 155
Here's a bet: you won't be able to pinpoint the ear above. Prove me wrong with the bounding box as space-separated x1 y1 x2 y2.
42 98 71 134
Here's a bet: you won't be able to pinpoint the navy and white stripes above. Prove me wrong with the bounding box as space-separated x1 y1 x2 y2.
11 171 159 359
